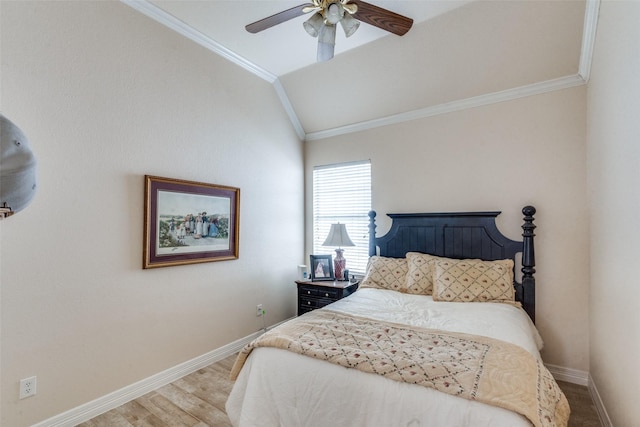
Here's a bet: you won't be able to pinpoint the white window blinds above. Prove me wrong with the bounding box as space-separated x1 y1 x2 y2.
313 160 371 276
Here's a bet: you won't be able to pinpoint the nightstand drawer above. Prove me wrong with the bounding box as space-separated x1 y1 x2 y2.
299 285 340 299
299 285 320 297
299 296 332 309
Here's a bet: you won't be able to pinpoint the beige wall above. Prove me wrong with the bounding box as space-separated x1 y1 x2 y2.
587 1 640 424
0 2 303 426
9 0 636 425
306 86 589 371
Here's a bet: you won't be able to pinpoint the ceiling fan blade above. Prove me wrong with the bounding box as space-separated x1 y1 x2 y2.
351 0 413 36
245 3 313 34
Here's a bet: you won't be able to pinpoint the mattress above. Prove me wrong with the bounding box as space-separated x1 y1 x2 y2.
226 288 547 427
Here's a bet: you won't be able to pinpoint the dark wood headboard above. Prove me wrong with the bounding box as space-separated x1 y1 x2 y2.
368 206 537 322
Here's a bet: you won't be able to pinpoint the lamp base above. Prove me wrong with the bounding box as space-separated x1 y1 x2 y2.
334 248 346 280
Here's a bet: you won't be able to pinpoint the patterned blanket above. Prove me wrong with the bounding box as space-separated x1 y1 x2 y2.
230 309 570 427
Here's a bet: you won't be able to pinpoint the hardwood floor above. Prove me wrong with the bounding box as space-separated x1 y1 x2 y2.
79 354 602 426
557 380 602 427
77 355 236 427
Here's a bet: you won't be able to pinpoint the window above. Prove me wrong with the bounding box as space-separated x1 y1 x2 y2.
312 160 371 276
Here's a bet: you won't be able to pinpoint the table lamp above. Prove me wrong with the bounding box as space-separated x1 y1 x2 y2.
322 223 355 280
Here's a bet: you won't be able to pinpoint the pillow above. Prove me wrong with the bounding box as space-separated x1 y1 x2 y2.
432 258 516 304
405 252 445 295
359 256 408 292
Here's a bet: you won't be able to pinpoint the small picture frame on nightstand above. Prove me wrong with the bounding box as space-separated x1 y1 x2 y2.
309 254 334 281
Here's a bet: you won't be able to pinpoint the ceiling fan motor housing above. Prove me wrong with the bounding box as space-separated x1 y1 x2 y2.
324 2 344 25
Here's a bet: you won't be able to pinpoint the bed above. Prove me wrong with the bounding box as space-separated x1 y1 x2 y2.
226 206 569 427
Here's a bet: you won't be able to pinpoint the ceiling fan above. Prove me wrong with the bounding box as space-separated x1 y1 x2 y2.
246 0 413 62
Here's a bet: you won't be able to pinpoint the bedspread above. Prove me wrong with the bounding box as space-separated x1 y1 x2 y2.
231 309 569 427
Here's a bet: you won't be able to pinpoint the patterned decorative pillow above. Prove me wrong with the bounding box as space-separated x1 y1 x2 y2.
432 258 516 304
360 256 408 292
405 252 444 295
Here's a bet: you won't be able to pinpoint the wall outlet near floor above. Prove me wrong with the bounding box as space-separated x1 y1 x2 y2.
19 376 37 399
256 304 264 317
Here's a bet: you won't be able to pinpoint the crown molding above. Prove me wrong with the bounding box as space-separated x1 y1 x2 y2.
272 79 306 140
305 74 586 141
121 0 276 83
306 0 600 141
122 0 599 143
120 0 305 141
579 0 601 82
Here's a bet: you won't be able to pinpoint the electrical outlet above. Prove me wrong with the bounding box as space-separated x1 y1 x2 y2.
19 376 37 399
256 304 263 317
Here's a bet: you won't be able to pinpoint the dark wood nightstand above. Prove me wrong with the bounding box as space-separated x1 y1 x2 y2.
295 280 359 316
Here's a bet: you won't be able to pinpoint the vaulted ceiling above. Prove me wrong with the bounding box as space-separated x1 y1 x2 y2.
123 0 596 141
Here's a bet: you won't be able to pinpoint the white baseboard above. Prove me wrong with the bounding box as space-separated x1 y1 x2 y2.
546 364 612 427
545 363 589 386
35 331 609 427
588 374 613 427
33 318 293 427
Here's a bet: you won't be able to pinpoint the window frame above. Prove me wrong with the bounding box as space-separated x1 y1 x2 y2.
312 160 371 277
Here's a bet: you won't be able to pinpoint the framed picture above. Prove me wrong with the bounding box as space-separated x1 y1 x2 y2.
310 254 334 281
143 175 240 269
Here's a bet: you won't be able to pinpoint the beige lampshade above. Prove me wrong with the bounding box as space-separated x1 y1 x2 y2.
322 223 355 248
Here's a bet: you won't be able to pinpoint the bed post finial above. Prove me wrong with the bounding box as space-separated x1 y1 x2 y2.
368 210 377 257
521 205 536 322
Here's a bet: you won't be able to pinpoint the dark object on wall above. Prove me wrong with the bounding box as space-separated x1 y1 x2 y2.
368 206 536 323
0 114 37 218
143 175 240 269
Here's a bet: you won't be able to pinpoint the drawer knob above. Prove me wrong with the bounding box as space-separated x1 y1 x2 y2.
307 301 311 305
325 293 329 297
307 290 311 294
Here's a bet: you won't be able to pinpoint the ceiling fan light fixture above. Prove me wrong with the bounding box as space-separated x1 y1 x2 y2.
317 23 336 61
340 12 359 37
303 12 324 37
245 0 412 63
324 2 344 25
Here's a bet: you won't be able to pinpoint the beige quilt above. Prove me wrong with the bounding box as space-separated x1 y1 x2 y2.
230 309 570 427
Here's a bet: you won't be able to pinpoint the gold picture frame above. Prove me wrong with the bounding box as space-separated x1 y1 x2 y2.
143 175 240 269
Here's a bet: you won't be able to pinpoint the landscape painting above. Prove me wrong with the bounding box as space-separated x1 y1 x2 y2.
144 175 240 268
